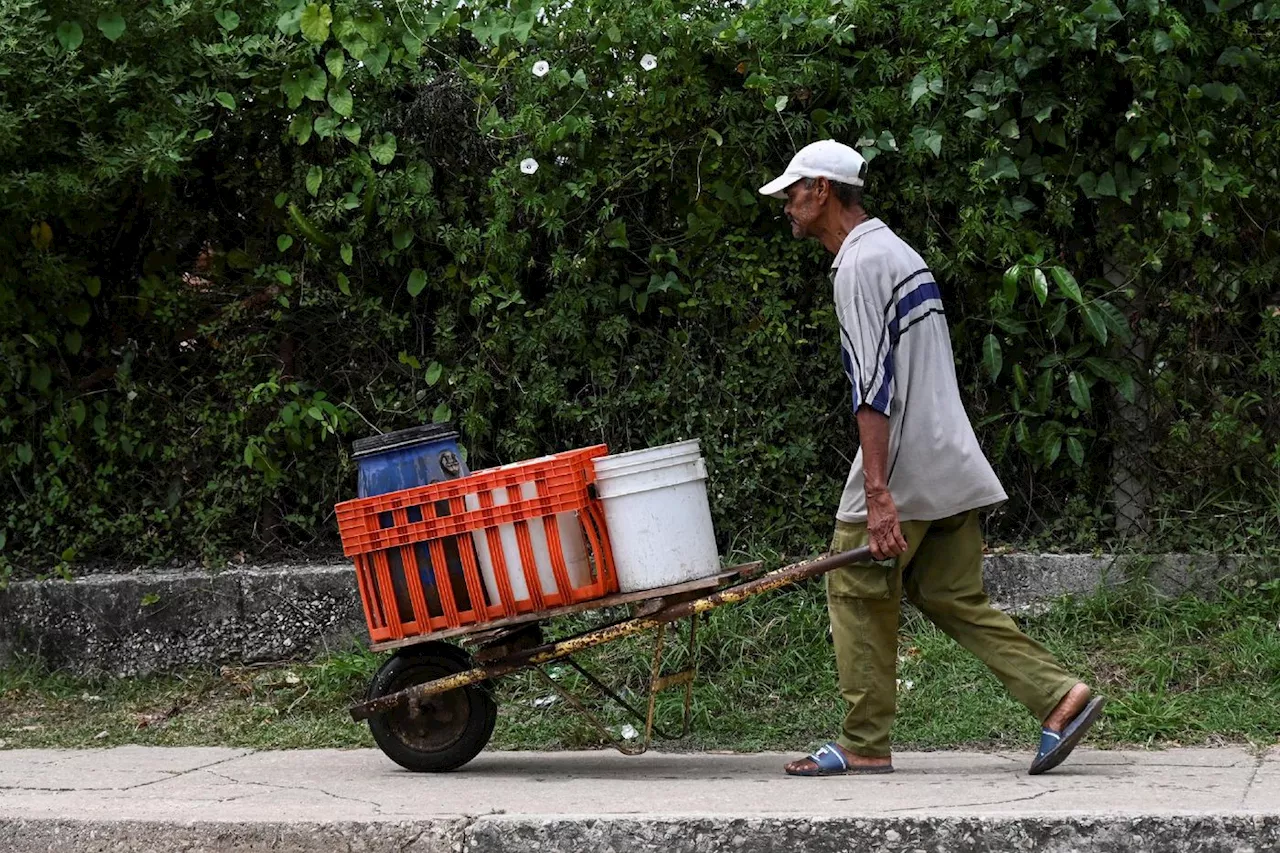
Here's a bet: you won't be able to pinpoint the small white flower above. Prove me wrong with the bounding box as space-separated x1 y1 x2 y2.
532 60 550 78
520 158 539 175
640 53 658 71
555 155 569 166
620 724 639 740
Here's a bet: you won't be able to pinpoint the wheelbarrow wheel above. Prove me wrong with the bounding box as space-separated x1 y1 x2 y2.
366 642 496 772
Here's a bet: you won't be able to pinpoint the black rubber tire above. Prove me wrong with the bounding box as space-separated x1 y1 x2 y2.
366 642 497 772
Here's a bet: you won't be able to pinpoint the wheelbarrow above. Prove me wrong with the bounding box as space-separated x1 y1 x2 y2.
348 546 873 772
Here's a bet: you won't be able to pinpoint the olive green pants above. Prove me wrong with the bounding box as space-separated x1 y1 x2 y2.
827 509 1076 757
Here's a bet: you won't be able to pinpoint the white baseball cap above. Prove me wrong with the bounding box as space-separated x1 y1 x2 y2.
758 140 867 199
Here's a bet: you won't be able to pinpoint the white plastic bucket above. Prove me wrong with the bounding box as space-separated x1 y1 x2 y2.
592 444 720 592
465 480 593 604
591 439 702 474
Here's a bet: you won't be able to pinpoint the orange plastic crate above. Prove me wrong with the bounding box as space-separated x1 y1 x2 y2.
335 446 618 645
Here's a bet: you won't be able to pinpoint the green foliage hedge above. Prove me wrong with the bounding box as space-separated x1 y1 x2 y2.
2 0 1278 578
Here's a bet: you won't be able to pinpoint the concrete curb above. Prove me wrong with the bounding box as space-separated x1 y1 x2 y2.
3 815 1278 853
0 553 1241 676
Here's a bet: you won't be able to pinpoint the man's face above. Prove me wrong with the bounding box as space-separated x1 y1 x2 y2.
782 179 825 239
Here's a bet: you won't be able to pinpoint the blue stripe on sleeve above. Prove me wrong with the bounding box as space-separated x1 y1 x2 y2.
887 281 943 344
840 345 862 410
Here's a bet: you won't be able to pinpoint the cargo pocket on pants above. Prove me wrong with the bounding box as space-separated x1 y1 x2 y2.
827 562 893 600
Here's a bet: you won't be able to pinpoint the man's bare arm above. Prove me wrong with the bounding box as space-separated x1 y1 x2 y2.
856 405 908 560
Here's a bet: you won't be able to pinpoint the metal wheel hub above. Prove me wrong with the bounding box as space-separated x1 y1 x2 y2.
387 671 469 752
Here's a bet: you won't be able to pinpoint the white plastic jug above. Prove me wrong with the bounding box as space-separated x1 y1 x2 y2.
592 441 720 592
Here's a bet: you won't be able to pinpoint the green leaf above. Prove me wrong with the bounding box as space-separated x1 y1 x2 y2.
313 114 340 138
1092 299 1133 344
1067 436 1085 468
215 91 237 111
512 8 538 43
1067 371 1092 412
1160 210 1191 229
277 234 294 252
300 3 333 43
1031 268 1049 305
432 402 452 424
1152 29 1174 52
340 243 353 265
1035 369 1054 411
1117 373 1137 404
1095 172 1117 197
393 226 414 250
194 129 213 142
773 95 789 113
1082 302 1109 345
1002 265 1022 303
275 270 293 285
301 66 327 101
1012 364 1029 395
363 43 390 76
1045 436 1063 467
425 362 443 386
336 272 351 296
30 363 51 392
339 122 362 144
64 330 83 355
66 301 91 325
982 334 1003 381
908 73 929 106
85 277 101 297
328 87 353 117
56 21 84 51
572 68 588 89
1050 267 1084 304
97 12 126 41
289 114 312 144
369 132 397 165
306 165 323 197
407 268 427 296
276 4 303 35
923 129 943 157
215 9 240 31
1084 0 1124 22
1084 356 1124 384
325 48 345 78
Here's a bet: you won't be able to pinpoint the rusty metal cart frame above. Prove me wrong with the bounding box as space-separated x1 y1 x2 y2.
350 546 872 770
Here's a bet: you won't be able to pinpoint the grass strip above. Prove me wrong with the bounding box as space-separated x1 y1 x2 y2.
2 582 1277 753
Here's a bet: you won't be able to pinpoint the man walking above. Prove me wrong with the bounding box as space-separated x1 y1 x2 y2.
758 141 1105 777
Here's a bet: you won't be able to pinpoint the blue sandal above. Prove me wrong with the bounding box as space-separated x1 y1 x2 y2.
1029 695 1107 776
785 742 895 777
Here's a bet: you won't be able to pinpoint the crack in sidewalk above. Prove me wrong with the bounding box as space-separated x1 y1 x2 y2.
120 750 256 791
885 787 1055 813
203 768 387 816
1240 753 1265 807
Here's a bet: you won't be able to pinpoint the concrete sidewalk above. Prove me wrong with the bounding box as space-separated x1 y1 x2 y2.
1 746 1276 851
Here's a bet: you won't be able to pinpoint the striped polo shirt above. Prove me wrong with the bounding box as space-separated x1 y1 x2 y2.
831 218 1007 523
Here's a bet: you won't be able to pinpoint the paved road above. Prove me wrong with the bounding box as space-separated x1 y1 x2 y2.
1 747 1276 851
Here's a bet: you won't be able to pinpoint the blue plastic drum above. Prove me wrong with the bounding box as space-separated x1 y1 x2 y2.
352 424 469 498
351 424 485 623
